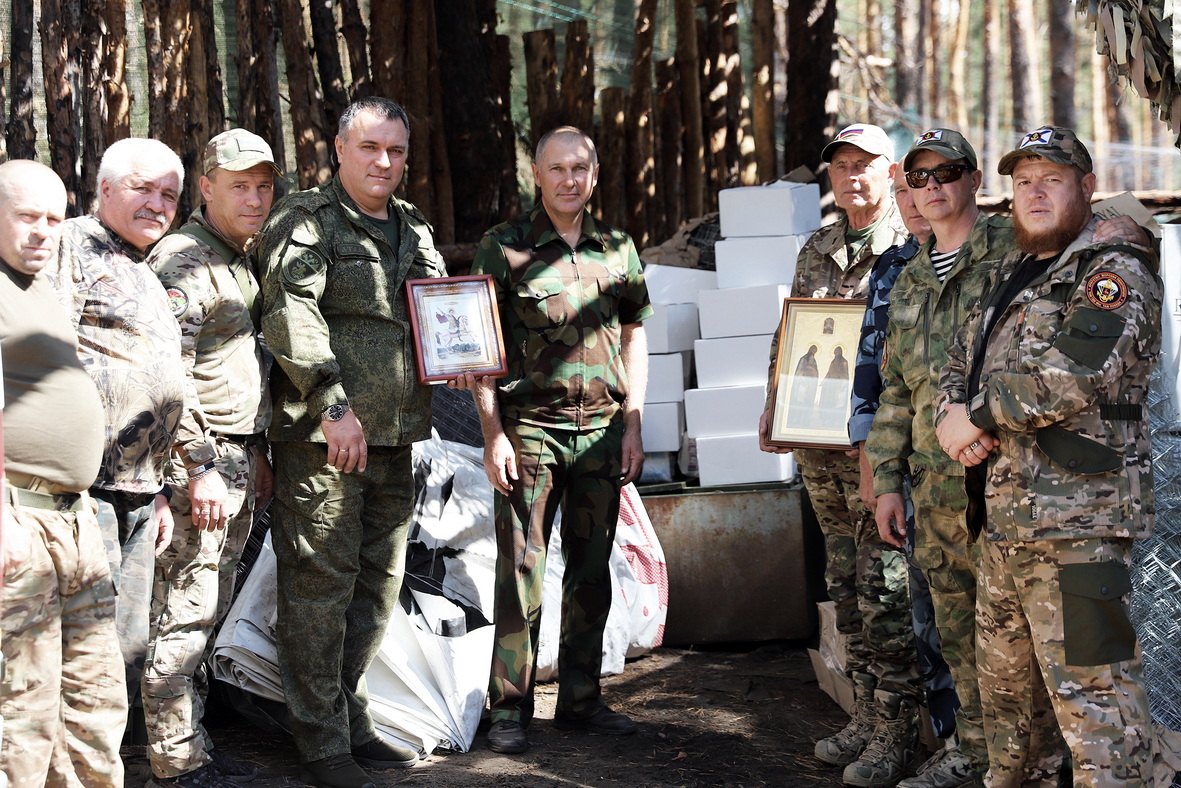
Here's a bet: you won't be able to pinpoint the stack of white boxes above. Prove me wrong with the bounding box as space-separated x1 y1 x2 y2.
639 266 713 481
685 182 822 486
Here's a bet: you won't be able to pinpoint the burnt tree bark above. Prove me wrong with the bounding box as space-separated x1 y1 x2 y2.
8 0 38 160
435 0 502 242
493 33 521 222
784 0 837 177
598 86 627 230
1048 1 1077 129
626 0 657 248
656 58 683 239
40 0 83 212
308 0 349 131
404 0 436 214
424 0 454 244
560 20 595 135
523 28 559 146
675 0 704 218
750 0 775 182
277 0 333 189
339 0 370 99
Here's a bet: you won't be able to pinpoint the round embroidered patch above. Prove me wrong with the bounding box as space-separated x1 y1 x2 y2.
166 286 189 317
1084 271 1128 310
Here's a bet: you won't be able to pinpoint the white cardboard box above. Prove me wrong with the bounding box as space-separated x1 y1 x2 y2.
698 284 790 339
714 234 807 290
718 182 822 238
684 384 767 438
643 264 718 305
641 401 684 452
695 432 795 486
694 334 772 389
646 302 700 354
646 352 690 403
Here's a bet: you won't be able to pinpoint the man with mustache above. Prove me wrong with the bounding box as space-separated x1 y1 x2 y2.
141 129 281 787
936 126 1160 785
50 138 187 723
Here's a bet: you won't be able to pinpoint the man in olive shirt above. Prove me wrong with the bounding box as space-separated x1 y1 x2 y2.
258 97 446 788
0 159 126 787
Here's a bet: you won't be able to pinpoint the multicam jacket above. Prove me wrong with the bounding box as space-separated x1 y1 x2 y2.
866 213 1014 496
147 207 271 468
472 205 653 431
936 217 1161 541
51 214 185 494
258 175 446 446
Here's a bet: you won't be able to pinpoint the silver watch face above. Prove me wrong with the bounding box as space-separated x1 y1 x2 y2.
323 404 347 421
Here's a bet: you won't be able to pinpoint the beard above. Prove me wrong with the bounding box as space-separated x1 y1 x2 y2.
1013 190 1092 256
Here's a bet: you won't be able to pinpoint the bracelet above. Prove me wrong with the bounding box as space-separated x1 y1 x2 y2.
965 402 979 428
188 461 216 479
189 467 217 482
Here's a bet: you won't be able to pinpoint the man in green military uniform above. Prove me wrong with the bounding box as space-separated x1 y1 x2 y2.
936 126 1161 787
144 129 281 787
759 123 923 787
451 126 651 756
258 97 446 788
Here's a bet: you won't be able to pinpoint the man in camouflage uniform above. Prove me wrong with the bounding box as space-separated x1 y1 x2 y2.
936 126 1160 787
865 129 1013 788
0 159 126 787
258 97 446 788
758 123 922 787
142 129 281 787
454 126 651 756
49 138 187 715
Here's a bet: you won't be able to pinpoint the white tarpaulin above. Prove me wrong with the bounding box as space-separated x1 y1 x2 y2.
212 434 668 754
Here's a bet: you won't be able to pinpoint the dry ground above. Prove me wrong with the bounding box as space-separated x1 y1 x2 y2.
122 644 851 788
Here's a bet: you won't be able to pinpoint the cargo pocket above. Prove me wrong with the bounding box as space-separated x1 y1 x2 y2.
1060 561 1136 666
1036 424 1122 474
1053 307 1125 370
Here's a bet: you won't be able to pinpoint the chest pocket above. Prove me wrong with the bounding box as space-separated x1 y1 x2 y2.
889 302 922 330
1053 307 1126 371
515 276 569 329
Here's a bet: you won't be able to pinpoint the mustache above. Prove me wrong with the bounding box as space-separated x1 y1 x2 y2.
134 208 168 223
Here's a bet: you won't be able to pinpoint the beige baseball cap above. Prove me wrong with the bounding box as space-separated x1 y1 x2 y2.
821 124 895 163
203 129 282 176
997 126 1093 175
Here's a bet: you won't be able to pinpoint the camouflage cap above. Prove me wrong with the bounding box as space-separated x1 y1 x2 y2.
903 128 978 171
997 125 1093 175
203 129 282 176
821 123 895 163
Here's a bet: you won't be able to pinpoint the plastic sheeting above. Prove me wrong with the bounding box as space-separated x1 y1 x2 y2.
211 434 667 754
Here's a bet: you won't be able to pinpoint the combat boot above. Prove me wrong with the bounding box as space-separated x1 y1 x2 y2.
842 690 921 787
815 674 878 766
897 737 980 788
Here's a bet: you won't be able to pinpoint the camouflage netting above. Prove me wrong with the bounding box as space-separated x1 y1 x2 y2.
1081 0 1181 146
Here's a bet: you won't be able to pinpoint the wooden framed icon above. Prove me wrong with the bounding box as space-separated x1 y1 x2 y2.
766 297 866 449
405 274 508 384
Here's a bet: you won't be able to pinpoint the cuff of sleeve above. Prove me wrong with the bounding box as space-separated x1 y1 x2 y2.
872 463 906 497
182 441 218 466
848 414 875 446
969 391 998 431
306 384 349 419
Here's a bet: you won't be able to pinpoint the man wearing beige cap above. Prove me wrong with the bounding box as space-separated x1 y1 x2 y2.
142 128 281 787
759 123 923 786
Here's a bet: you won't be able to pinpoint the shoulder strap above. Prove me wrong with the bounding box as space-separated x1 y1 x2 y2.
177 224 261 330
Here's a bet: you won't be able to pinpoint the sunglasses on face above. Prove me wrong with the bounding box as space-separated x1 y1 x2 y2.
905 164 973 188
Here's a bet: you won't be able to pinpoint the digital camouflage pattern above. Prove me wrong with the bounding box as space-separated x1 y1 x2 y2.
49 214 185 495
488 421 623 725
269 441 415 762
0 496 126 788
143 208 271 778
472 205 652 432
148 208 271 466
938 218 1161 542
258 174 445 447
142 439 258 777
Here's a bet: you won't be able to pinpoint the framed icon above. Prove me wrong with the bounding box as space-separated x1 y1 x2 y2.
405 274 508 384
766 297 866 449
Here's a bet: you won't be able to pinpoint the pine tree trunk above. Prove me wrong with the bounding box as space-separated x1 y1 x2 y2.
675 0 704 218
339 0 370 99
102 0 130 142
403 0 435 213
894 0 920 120
493 33 520 222
656 57 684 239
276 0 332 188
41 0 83 212
982 0 1001 194
626 0 657 248
560 19 595 135
82 0 109 211
8 0 37 160
784 0 837 176
598 86 627 229
236 0 286 194
947 0 970 132
1008 0 1041 131
308 0 348 131
523 28 559 147
721 0 746 186
1048 1 1077 129
369 0 405 100
424 0 454 244
750 0 775 182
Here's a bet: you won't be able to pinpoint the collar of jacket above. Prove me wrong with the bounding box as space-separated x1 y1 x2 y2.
528 204 608 253
88 213 149 262
813 203 905 263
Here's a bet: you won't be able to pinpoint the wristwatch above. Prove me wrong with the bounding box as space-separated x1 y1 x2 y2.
322 404 349 421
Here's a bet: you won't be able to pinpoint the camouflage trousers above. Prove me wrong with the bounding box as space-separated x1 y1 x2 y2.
91 486 160 711
489 421 623 726
796 449 920 700
141 439 259 778
1 483 127 787
910 469 989 774
270 441 414 763
978 536 1151 788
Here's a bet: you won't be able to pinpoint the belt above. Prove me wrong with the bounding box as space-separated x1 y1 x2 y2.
5 483 86 512
1099 403 1142 421
214 431 267 447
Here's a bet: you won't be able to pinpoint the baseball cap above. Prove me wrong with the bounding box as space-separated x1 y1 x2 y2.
821 124 895 163
203 129 282 176
902 128 978 171
997 125 1093 175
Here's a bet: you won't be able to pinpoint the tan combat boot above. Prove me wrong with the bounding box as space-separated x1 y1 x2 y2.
815 674 878 766
841 690 921 787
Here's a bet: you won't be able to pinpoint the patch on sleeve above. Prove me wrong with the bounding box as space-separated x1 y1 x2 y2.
282 247 327 287
166 286 189 317
1084 271 1129 310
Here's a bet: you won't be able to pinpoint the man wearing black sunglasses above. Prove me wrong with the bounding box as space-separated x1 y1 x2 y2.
759 123 923 787
865 128 1014 788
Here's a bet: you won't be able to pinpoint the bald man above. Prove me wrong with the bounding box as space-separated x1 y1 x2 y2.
0 159 127 787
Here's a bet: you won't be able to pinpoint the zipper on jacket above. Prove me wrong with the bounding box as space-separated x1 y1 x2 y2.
922 291 931 366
